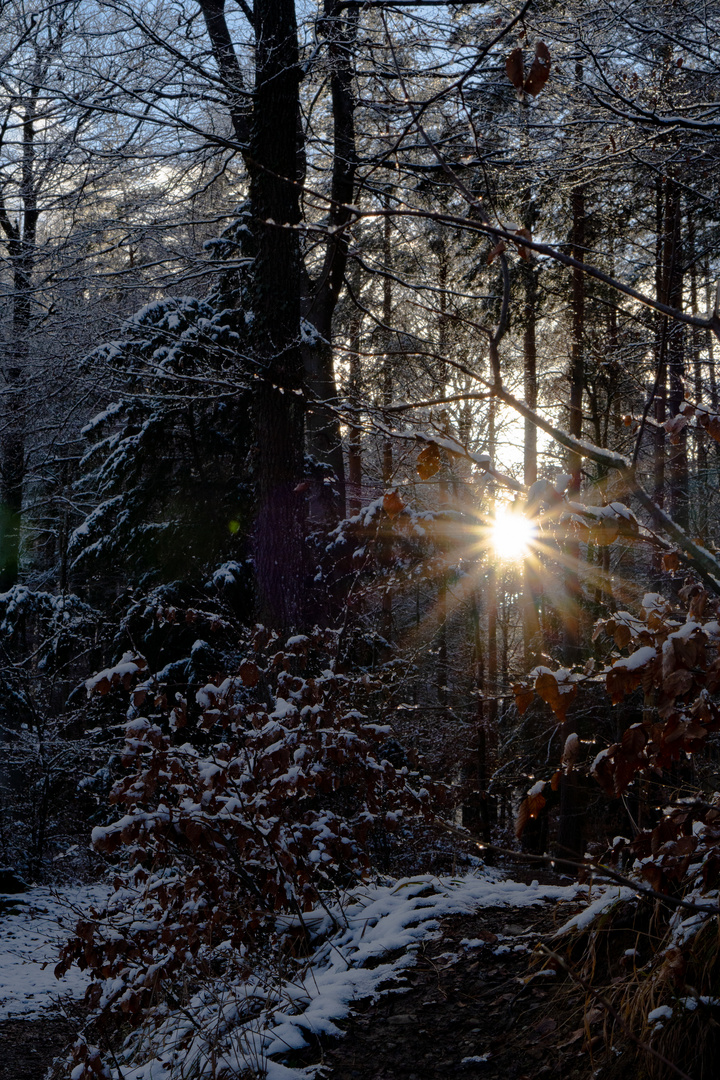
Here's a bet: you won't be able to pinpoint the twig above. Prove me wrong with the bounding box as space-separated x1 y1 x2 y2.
428 820 720 918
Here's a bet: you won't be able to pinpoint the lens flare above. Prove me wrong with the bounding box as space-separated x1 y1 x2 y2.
491 505 536 561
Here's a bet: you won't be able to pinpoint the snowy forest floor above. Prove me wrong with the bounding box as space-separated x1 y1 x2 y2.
0 887 98 1080
316 884 605 1080
0 870 637 1080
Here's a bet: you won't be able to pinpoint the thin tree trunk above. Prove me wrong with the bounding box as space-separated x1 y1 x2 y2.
521 254 541 667
666 180 688 531
347 309 363 515
378 190 394 641
562 180 585 666
302 1 358 526
437 252 449 708
557 133 585 858
688 212 706 537
0 92 38 592
653 175 670 511
382 191 393 487
486 397 498 752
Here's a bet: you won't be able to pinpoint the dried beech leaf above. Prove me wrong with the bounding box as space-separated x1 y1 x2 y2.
527 790 546 818
239 660 260 688
383 490 405 518
514 683 535 715
535 671 576 723
417 443 441 479
515 796 530 838
505 47 524 89
487 239 507 265
514 226 532 259
663 551 680 573
663 668 693 699
523 41 551 97
702 414 720 442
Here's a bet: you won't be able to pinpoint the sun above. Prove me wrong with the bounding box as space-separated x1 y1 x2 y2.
491 505 536 562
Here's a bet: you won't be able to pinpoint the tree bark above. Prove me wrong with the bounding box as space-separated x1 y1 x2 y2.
0 91 39 591
249 0 306 627
653 175 670 511
521 255 541 667
303 1 359 526
688 212 707 537
562 182 585 666
347 307 363 515
666 181 688 531
557 161 585 859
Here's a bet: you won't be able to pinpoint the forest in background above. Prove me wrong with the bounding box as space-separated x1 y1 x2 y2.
2 0 720 1077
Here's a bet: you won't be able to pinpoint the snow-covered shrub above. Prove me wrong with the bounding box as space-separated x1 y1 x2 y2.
0 586 110 880
70 295 254 591
57 628 431 1069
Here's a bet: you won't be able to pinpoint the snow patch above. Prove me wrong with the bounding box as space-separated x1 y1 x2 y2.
0 884 109 1019
109 871 582 1080
553 885 635 935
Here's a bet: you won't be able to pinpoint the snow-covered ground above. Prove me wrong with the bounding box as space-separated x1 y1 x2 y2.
0 884 108 1019
0 870 626 1079
112 870 589 1080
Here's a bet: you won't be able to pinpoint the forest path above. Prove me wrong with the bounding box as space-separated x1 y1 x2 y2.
0 887 104 1079
314 887 608 1080
0 874 618 1080
0 1014 84 1080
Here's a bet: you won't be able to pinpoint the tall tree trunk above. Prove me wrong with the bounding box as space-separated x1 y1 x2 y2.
666 181 688 531
381 192 394 488
688 212 706 537
200 0 357 543
347 309 363 515
250 0 306 627
0 292 27 591
562 181 585 666
486 398 498 746
556 164 585 860
521 255 541 667
436 251 449 708
653 175 670 511
0 94 38 592
463 589 488 837
303 2 359 526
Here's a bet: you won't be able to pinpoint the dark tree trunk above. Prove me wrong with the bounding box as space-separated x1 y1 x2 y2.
0 94 38 591
653 176 670 511
380 194 393 640
303 2 359 526
249 0 306 627
521 256 541 667
486 398 498 738
665 182 688 531
556 167 585 861
200 0 359 611
688 212 707 537
562 182 585 666
347 307 363 515
381 193 394 487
